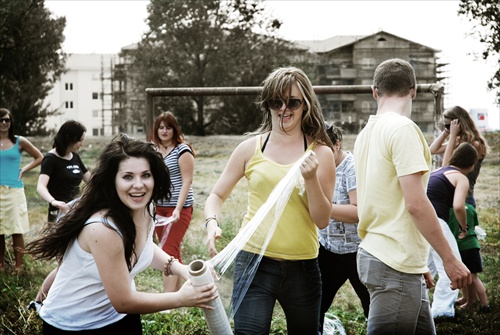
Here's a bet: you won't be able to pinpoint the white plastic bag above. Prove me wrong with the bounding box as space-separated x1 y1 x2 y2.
475 226 487 240
155 215 174 248
322 313 346 335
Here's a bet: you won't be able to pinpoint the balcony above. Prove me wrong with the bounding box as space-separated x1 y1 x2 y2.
340 68 356 78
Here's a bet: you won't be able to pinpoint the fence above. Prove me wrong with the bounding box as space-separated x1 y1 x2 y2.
144 83 445 142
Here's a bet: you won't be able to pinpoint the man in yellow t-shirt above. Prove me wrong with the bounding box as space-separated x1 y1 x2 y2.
353 58 471 334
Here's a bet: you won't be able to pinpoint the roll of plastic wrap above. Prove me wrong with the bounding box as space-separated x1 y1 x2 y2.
188 260 233 335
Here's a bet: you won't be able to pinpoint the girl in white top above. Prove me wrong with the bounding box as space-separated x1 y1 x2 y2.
27 135 218 334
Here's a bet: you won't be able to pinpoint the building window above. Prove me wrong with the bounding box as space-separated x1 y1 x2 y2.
361 58 376 69
361 101 374 113
341 102 354 113
92 92 99 100
92 128 99 136
65 83 73 90
65 101 74 109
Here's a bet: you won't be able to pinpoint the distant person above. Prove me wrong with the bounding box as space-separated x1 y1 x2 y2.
152 112 195 293
26 135 218 334
37 120 90 223
205 66 335 334
0 108 43 274
426 142 478 318
34 120 91 301
353 59 471 334
318 125 369 334
448 204 490 313
429 105 489 208
429 107 490 310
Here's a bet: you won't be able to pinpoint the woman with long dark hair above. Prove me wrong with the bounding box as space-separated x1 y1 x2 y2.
27 136 217 334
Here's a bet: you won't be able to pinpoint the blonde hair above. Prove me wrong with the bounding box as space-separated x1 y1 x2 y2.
253 66 333 149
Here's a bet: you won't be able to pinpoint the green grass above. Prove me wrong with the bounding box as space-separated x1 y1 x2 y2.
1 132 498 334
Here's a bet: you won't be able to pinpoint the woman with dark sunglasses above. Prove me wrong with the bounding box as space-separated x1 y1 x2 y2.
0 108 43 273
429 107 490 313
204 67 335 334
429 106 489 208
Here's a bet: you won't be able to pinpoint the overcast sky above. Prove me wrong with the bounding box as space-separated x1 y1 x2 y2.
45 0 499 129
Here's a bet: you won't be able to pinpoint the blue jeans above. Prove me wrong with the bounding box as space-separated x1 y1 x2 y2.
357 248 436 335
233 250 322 335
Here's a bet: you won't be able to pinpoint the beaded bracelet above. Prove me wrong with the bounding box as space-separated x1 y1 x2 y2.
205 215 220 228
163 256 178 277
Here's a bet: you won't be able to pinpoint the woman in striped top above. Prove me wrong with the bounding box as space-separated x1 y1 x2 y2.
152 112 195 293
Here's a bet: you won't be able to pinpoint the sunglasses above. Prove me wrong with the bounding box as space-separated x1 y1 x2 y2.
444 124 451 130
0 118 11 124
267 98 304 111
326 123 343 142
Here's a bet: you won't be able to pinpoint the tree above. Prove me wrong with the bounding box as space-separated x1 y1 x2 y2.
132 0 303 135
0 0 66 135
458 0 500 105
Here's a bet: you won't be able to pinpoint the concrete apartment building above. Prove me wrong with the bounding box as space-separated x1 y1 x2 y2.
297 30 440 133
44 54 118 136
44 48 145 137
44 30 442 136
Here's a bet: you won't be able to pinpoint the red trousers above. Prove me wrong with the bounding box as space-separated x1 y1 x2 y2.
154 206 193 264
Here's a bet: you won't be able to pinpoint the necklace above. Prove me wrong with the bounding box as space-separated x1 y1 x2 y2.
162 142 175 152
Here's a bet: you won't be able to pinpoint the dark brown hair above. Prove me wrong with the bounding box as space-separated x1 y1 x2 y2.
53 120 87 156
0 108 16 143
449 142 478 170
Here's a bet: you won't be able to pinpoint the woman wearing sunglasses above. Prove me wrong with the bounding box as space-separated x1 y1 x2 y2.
429 106 490 314
429 105 489 208
204 67 335 334
0 108 43 273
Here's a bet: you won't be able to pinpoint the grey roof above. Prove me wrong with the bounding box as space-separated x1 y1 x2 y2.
293 30 440 53
121 43 139 51
294 35 364 53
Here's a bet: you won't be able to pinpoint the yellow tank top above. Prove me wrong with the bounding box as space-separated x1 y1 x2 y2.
241 135 319 260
